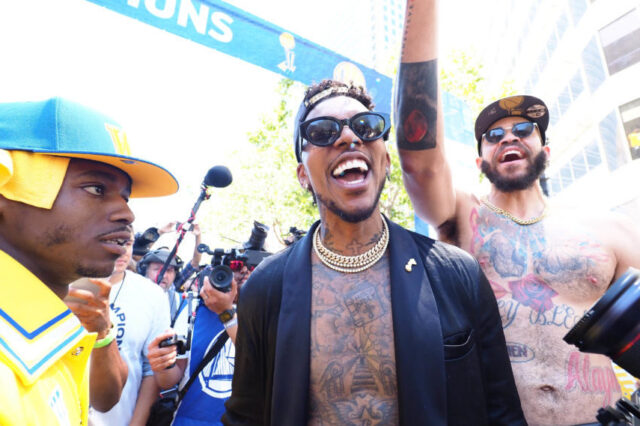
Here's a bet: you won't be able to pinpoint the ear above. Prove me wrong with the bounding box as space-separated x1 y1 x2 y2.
475 156 483 170
297 163 309 190
385 151 391 171
543 145 550 157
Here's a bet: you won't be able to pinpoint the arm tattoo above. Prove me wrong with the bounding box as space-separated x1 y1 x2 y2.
400 0 414 56
395 59 438 151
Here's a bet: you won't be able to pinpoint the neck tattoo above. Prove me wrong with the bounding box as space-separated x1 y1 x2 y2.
313 215 389 273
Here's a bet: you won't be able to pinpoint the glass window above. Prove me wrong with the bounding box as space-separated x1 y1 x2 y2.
538 50 548 74
557 12 569 38
558 86 571 115
581 37 606 92
619 97 640 160
599 9 640 75
549 100 560 127
550 174 563 195
560 164 573 187
547 31 558 58
571 151 588 179
599 111 624 171
584 140 602 169
569 71 584 100
568 0 587 25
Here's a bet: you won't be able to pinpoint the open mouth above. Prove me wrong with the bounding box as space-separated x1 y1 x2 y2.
99 230 132 255
331 158 370 185
499 148 525 163
103 238 129 246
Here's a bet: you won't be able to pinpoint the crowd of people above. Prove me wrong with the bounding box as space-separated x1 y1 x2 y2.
1 0 638 425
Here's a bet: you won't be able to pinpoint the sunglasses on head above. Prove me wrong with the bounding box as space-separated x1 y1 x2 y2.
299 111 391 148
483 121 538 144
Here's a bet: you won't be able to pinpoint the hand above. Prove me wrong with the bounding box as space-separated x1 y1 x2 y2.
191 223 201 237
199 276 237 315
233 266 251 288
158 221 178 235
148 329 178 372
64 278 112 339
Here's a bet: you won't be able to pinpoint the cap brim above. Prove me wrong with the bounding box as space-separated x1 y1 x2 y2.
46 151 179 198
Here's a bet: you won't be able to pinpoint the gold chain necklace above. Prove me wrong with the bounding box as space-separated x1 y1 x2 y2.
480 197 547 226
313 216 389 273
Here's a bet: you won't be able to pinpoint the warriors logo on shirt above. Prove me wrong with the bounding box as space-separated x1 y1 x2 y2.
199 330 235 399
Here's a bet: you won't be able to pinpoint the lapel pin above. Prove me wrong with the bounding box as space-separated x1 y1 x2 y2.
405 258 417 272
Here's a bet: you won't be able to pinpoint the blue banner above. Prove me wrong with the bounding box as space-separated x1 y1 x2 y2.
84 0 393 112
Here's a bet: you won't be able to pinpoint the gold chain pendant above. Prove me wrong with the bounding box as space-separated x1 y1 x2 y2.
480 197 547 226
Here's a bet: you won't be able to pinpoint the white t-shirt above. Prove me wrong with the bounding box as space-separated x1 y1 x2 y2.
90 272 170 426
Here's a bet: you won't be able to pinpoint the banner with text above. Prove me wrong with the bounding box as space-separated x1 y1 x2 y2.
84 0 393 112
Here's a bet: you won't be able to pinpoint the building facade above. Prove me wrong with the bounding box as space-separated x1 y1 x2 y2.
482 0 640 217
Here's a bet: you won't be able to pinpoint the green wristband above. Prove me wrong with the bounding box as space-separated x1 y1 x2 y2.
94 326 116 349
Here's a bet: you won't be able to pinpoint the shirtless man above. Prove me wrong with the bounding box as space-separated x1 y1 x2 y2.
395 6 640 424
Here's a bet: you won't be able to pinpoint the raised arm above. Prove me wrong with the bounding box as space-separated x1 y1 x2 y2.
395 0 456 229
65 279 128 412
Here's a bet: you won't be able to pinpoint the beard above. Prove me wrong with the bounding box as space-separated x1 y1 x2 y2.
481 150 547 192
314 177 386 223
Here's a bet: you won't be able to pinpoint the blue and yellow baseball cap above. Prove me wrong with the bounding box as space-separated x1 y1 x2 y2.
0 97 178 198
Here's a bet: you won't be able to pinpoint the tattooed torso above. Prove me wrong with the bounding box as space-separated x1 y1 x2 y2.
464 204 620 425
308 252 398 426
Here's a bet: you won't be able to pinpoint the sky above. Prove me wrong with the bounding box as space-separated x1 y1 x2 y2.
0 0 495 240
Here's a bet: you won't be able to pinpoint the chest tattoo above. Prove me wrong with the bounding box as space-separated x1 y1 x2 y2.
469 207 614 331
308 253 398 425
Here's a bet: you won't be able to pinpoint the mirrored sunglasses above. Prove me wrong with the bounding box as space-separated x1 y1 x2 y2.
299 111 391 147
483 121 538 144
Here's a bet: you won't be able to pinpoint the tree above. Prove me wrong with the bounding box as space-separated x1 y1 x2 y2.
440 48 515 117
200 78 414 252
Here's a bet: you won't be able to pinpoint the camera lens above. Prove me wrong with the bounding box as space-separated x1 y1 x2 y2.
244 221 269 251
208 265 233 293
564 268 640 377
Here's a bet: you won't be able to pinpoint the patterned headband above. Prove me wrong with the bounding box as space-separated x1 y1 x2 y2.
304 86 349 108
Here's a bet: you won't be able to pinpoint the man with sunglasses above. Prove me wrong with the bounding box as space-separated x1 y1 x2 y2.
224 40 524 426
395 2 640 423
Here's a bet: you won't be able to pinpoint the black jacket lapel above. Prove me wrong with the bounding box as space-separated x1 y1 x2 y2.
270 221 318 425
387 219 447 424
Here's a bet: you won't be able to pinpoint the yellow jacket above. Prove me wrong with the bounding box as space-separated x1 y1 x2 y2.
0 250 96 425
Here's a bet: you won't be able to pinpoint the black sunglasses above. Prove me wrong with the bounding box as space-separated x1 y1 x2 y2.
299 111 391 147
483 121 538 143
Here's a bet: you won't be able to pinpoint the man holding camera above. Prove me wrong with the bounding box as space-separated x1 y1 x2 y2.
0 97 178 424
147 269 243 425
90 226 171 426
394 0 640 423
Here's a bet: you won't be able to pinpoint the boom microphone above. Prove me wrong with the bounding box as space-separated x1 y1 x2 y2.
204 165 232 188
153 165 232 291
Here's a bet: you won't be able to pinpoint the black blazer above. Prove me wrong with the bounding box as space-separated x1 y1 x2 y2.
223 218 526 425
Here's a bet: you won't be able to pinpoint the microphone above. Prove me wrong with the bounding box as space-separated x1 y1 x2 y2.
154 166 232 291
204 165 232 188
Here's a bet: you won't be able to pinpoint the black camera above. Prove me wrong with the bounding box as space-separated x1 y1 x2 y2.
284 226 307 246
132 227 160 256
199 249 235 293
563 267 640 378
195 221 272 293
244 221 269 250
595 391 640 425
159 334 189 356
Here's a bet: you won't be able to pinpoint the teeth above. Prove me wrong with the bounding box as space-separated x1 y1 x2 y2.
105 238 127 246
332 159 369 177
501 149 523 161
